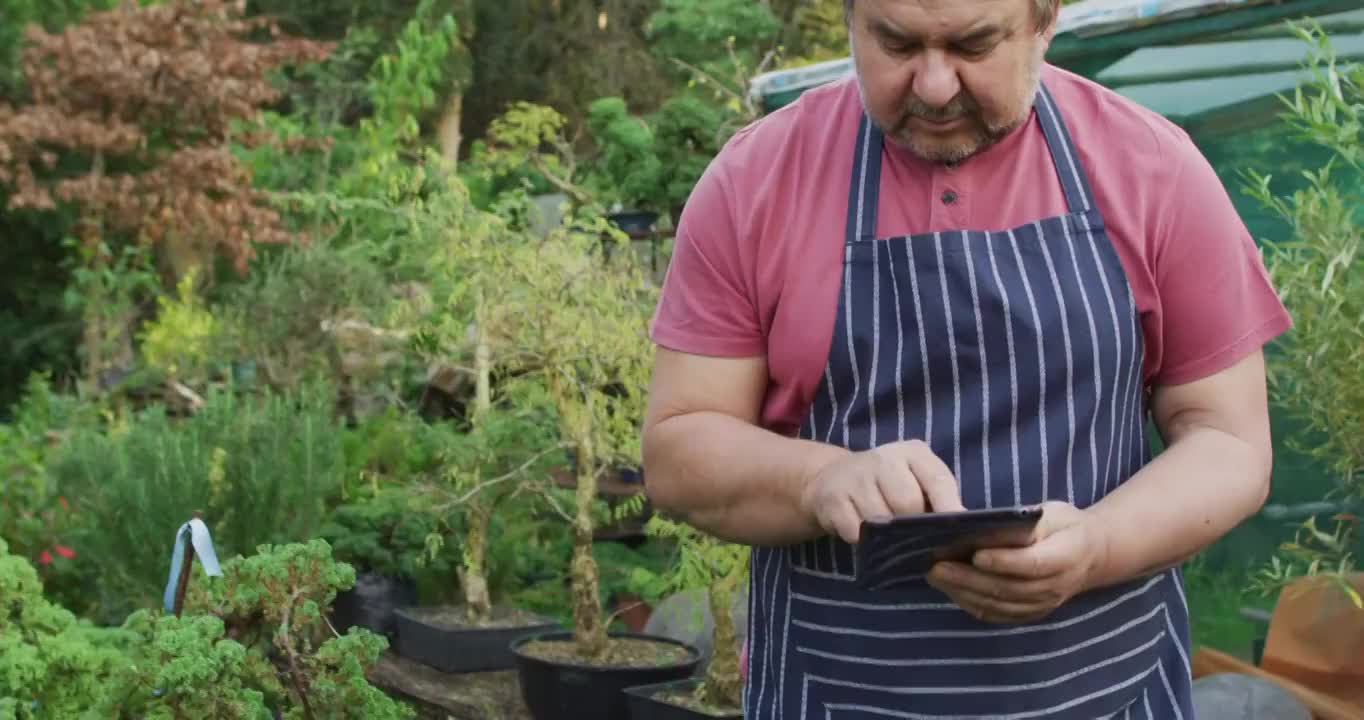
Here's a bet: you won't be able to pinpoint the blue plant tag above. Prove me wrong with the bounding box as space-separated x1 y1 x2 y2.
162 518 223 612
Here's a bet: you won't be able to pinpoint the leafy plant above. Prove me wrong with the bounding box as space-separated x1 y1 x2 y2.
400 168 567 625
111 539 414 719
317 489 455 584
47 384 348 618
0 0 331 272
639 517 747 710
137 269 224 383
1244 20 1363 607
499 207 659 660
583 97 663 211
0 538 133 718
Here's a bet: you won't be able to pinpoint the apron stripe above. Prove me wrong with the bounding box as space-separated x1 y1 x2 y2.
933 233 964 479
905 240 935 448
745 82 1193 718
841 243 859 453
962 233 993 506
887 240 907 441
1037 86 1095 213
984 232 1024 505
1004 227 1050 503
869 224 882 448
1078 211 1126 496
1034 219 1080 503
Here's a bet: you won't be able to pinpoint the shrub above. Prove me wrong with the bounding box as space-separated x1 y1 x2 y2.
1246 20 1363 602
48 384 348 617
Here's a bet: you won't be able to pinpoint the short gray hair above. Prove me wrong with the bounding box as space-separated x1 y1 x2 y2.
843 0 1059 33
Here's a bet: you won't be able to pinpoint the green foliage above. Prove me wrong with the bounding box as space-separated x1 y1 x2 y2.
138 270 222 381
318 489 456 582
584 97 663 210
649 95 726 212
1244 20 1363 606
0 538 133 719
0 0 117 98
47 384 348 617
639 516 747 707
647 0 782 71
638 518 746 602
111 540 413 719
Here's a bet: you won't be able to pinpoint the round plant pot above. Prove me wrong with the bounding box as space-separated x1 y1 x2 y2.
511 631 703 720
624 677 743 720
394 604 562 673
331 571 416 642
606 210 659 237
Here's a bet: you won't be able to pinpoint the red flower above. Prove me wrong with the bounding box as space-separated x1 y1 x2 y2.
54 545 75 559
38 550 52 565
59 496 70 511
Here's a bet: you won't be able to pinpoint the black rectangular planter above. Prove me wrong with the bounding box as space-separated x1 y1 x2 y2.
393 606 561 673
623 677 743 720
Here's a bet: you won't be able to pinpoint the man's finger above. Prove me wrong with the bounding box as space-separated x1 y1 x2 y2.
897 441 965 512
827 497 863 544
849 480 894 524
931 584 1047 624
973 532 1075 578
927 561 1061 604
875 457 925 516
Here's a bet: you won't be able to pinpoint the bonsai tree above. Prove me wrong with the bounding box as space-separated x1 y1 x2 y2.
426 395 562 626
640 516 749 712
114 539 414 719
501 208 661 662
409 174 566 628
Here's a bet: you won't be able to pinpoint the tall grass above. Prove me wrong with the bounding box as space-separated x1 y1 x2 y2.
48 383 348 619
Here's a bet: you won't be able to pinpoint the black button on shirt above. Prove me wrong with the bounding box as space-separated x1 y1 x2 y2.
942 190 958 205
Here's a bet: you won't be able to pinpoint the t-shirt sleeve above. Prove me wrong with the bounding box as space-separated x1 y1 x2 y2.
649 154 766 357
1148 139 1292 386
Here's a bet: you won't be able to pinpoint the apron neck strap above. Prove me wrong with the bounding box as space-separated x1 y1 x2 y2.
847 114 885 244
1033 82 1096 216
846 81 1096 245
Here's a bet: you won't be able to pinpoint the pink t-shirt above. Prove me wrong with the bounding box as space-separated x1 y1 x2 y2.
650 63 1291 438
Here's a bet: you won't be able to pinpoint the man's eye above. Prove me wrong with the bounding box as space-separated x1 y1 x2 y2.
955 42 993 57
880 39 919 55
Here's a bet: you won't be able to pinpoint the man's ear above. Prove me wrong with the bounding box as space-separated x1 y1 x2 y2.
1039 0 1062 41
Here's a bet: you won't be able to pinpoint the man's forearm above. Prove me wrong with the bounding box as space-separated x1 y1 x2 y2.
642 411 849 546
1085 425 1271 589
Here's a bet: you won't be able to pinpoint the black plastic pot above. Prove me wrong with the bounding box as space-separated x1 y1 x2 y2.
393 606 562 673
624 677 743 720
331 571 416 641
511 631 703 720
606 210 659 237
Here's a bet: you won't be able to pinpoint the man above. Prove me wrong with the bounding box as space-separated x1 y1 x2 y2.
640 0 1292 717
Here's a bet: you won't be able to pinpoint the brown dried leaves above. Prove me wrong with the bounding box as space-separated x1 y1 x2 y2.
0 0 333 272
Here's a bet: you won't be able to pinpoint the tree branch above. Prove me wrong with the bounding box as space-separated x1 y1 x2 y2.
428 442 571 512
278 589 314 720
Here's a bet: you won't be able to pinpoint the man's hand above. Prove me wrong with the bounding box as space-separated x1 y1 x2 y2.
924 501 1108 624
801 440 967 544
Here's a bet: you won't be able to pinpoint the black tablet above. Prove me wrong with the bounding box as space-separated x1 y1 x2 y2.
854 505 1044 590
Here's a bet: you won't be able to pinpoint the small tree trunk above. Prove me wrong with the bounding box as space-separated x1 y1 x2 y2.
460 295 493 624
568 398 608 659
437 91 463 169
462 502 493 625
701 581 742 708
473 293 491 422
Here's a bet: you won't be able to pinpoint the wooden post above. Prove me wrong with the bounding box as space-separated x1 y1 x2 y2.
171 511 202 617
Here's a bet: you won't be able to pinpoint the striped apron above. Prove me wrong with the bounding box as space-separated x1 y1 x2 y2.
743 84 1195 719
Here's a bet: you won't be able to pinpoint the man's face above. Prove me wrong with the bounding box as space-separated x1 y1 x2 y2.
848 0 1056 163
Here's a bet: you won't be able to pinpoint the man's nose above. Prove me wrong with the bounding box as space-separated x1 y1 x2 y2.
911 50 962 109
